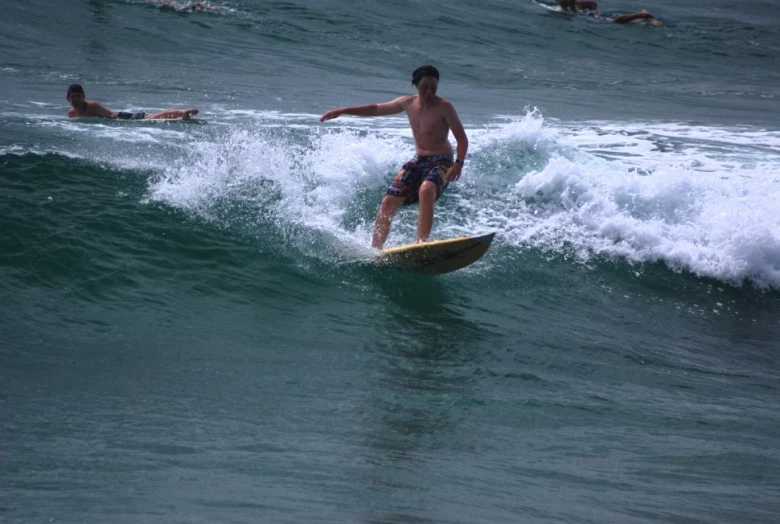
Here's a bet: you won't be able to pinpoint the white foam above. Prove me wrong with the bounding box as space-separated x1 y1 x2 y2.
148 123 410 253
481 117 780 289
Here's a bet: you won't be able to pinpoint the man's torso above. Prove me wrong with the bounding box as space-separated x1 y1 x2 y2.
404 96 453 157
69 101 111 118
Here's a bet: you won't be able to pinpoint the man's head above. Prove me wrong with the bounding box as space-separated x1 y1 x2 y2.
557 0 576 11
412 65 439 103
66 84 85 107
412 65 439 87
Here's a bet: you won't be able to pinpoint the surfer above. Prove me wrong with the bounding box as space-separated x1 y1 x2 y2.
319 65 468 249
66 84 199 120
556 0 663 26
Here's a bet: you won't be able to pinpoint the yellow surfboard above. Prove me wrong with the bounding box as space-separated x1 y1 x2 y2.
376 232 496 275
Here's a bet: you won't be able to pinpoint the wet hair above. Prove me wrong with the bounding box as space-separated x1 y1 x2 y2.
412 65 439 86
67 84 85 96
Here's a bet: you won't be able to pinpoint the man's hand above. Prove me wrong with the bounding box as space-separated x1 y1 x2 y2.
446 163 462 182
319 109 342 122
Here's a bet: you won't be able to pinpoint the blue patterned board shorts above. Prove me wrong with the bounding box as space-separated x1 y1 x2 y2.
386 154 453 206
116 111 146 120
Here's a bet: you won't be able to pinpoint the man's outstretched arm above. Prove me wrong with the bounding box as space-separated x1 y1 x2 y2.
612 10 654 24
320 96 407 122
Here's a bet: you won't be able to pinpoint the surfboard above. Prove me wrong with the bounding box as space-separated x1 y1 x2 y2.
125 117 207 124
375 232 496 275
71 117 207 125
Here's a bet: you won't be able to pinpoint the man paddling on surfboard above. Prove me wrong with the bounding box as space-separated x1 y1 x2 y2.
65 84 199 120
556 0 663 25
319 65 468 249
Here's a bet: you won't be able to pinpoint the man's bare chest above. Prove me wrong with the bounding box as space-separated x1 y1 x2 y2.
407 110 445 133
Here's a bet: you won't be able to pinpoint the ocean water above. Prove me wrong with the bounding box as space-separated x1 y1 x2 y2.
1 1 779 522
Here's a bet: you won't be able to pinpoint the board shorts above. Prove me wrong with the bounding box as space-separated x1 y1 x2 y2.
386 154 453 206
116 112 147 120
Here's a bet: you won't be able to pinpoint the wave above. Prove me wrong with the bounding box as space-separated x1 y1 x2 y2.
6 109 779 289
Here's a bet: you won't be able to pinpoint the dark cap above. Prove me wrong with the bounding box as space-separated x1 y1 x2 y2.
412 65 439 86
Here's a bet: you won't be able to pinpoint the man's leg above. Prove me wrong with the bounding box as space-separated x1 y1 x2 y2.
416 180 437 243
372 194 404 249
145 109 199 119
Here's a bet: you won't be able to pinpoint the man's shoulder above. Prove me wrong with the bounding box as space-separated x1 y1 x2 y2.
384 95 415 110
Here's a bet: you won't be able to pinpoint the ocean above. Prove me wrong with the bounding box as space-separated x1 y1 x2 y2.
1 0 779 522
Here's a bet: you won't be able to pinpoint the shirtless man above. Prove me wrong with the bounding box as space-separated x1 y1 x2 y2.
319 65 468 249
66 84 199 120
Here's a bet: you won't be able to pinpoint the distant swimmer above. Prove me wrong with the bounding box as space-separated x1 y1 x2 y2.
149 0 217 12
319 65 468 249
556 0 664 26
66 84 199 120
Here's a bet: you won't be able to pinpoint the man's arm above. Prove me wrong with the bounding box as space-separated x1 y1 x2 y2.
612 10 654 24
319 96 408 122
443 101 468 182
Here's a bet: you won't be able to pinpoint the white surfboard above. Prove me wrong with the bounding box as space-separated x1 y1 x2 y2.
375 232 496 275
124 117 207 124
71 117 207 125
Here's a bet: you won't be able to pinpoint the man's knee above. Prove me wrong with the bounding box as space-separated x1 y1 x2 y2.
419 181 437 201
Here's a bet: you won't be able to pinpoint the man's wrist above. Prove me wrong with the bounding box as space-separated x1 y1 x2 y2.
455 158 465 166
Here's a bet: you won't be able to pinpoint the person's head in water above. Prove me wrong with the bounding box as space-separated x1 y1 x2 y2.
412 65 439 105
557 0 597 12
557 0 576 11
66 84 86 108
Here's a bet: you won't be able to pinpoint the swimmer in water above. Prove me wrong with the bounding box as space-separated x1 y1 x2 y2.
66 84 199 120
556 0 663 26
